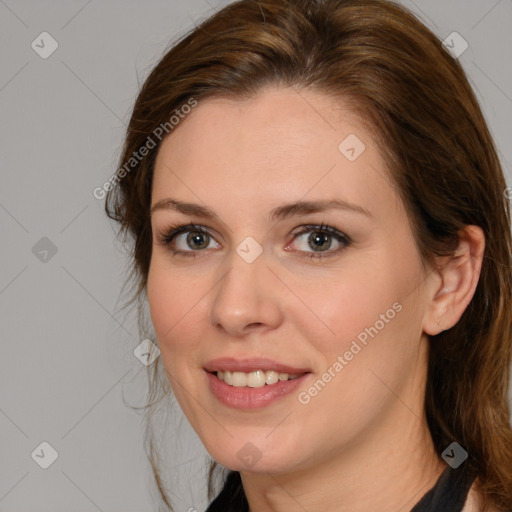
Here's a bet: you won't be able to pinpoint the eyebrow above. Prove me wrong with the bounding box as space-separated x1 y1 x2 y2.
151 198 372 221
268 199 372 221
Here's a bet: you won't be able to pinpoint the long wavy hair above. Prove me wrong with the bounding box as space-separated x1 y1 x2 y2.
104 0 512 510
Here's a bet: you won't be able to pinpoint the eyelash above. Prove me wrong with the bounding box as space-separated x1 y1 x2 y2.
155 222 352 260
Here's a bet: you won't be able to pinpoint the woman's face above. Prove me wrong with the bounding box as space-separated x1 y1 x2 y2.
147 87 436 474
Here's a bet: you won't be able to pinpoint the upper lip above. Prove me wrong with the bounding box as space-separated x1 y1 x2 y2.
204 357 311 375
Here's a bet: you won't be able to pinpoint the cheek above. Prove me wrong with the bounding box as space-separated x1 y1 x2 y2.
147 262 204 364
146 262 211 416
302 246 423 391
302 260 411 352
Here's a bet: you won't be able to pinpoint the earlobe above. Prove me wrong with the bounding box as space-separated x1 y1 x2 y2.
422 225 485 336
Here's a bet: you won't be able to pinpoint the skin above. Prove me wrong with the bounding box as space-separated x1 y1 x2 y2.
147 86 486 512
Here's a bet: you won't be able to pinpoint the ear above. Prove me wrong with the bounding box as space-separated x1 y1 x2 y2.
422 225 485 336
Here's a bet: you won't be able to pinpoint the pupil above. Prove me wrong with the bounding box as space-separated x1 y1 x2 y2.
309 232 331 251
188 231 209 249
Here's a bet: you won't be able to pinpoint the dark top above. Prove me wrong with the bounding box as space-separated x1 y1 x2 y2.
206 463 477 512
411 463 477 512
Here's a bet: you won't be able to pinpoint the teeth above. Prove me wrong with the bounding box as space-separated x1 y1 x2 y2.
247 370 266 388
265 371 279 385
215 370 300 387
232 372 247 387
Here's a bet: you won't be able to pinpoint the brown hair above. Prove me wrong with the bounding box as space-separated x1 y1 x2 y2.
104 0 512 510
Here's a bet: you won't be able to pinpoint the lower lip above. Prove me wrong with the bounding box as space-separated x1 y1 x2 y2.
206 371 310 409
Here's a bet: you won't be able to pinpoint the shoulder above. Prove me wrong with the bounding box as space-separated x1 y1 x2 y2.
462 483 500 512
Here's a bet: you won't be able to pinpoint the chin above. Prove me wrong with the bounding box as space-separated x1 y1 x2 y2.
203 434 305 474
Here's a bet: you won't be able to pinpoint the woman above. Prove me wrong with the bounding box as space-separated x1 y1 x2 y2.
105 0 512 510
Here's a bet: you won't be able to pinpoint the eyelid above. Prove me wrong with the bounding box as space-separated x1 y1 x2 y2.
155 223 219 246
289 223 350 241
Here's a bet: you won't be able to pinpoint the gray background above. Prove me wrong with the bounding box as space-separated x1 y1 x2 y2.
1 1 511 511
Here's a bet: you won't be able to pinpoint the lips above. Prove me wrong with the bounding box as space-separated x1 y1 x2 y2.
203 357 312 409
203 357 310 375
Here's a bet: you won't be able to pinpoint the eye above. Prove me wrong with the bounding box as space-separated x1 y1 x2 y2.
287 224 352 259
156 223 220 257
156 222 351 260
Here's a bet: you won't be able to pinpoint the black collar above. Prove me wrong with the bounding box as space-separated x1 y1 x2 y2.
410 463 477 512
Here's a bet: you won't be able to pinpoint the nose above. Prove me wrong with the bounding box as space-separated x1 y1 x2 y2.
210 247 284 336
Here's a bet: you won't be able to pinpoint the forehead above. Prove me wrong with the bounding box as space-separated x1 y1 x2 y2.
152 87 401 220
